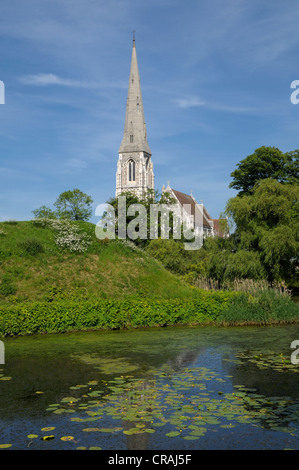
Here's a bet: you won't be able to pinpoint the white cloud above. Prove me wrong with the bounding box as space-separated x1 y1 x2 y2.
175 96 206 109
19 73 94 88
174 95 255 113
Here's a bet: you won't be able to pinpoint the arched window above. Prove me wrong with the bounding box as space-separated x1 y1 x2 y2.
128 160 135 182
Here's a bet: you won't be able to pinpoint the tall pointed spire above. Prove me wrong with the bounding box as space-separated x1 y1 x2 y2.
119 36 151 155
116 36 154 198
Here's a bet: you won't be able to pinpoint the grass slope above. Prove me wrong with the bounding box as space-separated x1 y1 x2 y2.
0 220 196 303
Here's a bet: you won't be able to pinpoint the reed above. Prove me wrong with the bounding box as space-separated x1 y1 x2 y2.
191 276 292 296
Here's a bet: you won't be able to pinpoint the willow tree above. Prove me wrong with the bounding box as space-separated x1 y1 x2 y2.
226 178 298 285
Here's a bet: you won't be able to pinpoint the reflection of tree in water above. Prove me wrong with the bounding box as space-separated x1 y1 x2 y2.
165 349 203 371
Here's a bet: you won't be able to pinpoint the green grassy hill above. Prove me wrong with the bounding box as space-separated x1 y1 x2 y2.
0 220 196 303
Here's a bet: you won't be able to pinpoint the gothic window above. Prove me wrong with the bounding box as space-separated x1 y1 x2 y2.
128 160 135 181
130 134 134 143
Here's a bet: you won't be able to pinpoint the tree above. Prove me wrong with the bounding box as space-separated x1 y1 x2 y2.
229 146 298 196
103 189 177 247
225 178 299 285
54 188 93 221
32 205 56 219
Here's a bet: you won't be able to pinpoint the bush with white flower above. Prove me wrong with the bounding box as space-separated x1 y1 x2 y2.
32 218 91 253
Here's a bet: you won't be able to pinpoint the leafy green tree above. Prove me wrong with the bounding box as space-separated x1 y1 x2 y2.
226 178 298 285
205 247 266 284
284 150 299 184
54 188 93 221
104 189 177 247
32 205 56 219
146 238 187 273
229 146 298 196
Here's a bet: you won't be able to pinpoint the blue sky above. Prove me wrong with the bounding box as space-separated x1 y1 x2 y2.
0 0 299 224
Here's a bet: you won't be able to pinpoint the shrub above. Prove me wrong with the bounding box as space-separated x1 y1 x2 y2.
0 290 297 337
0 292 237 336
0 277 17 297
35 218 91 253
3 220 18 225
217 289 299 324
18 238 44 256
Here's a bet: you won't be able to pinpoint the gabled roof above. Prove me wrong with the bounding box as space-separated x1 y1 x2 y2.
170 189 212 229
209 218 227 237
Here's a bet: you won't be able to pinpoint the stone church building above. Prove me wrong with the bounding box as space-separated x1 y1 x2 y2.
116 37 224 238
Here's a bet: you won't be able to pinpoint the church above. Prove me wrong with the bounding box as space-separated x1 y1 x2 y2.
116 37 224 238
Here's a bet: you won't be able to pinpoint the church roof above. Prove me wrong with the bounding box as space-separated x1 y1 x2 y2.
119 39 151 155
171 189 212 229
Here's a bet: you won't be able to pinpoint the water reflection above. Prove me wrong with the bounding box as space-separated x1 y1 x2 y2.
0 324 299 449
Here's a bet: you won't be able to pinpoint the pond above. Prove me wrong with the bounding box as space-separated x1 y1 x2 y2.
0 323 299 450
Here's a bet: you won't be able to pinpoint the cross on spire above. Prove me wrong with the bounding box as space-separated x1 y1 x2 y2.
133 30 136 42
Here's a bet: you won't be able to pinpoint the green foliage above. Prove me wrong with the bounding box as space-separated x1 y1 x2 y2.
3 220 18 225
146 238 187 273
0 276 17 297
0 289 297 336
225 179 298 284
54 188 93 221
146 238 208 276
32 205 56 219
0 291 238 336
18 238 44 256
229 146 298 196
0 220 199 303
204 237 266 284
217 289 299 325
104 189 178 248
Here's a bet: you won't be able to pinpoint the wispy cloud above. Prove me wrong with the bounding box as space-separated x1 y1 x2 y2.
175 96 206 109
19 73 95 88
174 95 255 113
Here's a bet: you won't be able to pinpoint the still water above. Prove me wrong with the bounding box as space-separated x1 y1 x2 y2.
0 323 299 450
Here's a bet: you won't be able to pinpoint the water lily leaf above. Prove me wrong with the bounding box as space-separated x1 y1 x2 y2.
61 397 79 403
82 428 100 432
98 427 123 433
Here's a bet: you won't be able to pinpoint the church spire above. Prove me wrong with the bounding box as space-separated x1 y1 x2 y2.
116 36 154 198
119 36 151 155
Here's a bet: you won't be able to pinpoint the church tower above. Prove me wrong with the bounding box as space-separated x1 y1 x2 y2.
116 36 154 198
